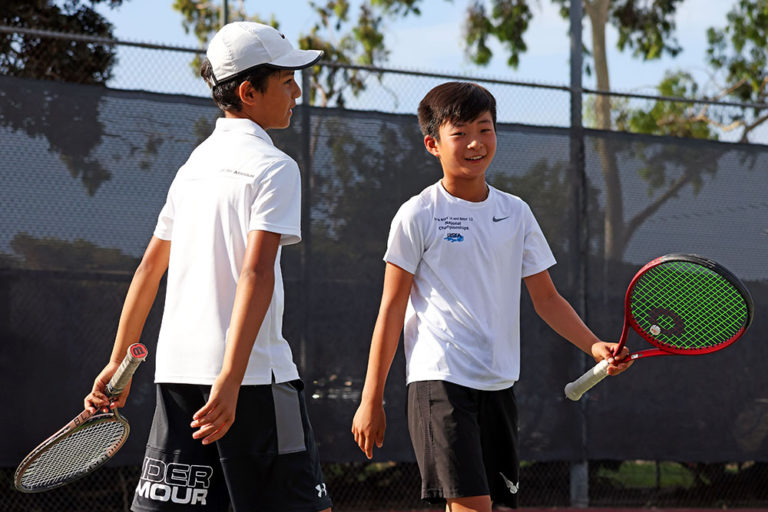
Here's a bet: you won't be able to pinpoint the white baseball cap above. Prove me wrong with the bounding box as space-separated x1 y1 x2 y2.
206 22 323 84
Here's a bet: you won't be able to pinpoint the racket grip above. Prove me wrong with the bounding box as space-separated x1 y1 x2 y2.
564 359 610 401
105 343 148 399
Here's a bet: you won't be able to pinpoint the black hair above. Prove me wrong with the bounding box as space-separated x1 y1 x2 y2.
417 82 497 140
200 58 279 113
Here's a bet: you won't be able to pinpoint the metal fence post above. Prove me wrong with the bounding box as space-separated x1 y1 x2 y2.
299 66 313 374
569 1 589 508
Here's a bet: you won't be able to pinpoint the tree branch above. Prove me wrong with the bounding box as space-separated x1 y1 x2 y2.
624 170 692 244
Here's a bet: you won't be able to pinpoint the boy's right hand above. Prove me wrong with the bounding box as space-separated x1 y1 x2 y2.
84 361 128 414
351 400 386 459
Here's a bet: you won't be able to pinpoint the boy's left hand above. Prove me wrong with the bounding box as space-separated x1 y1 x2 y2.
191 374 240 445
591 341 633 376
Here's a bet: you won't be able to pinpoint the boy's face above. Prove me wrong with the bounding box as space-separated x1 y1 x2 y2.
243 70 301 130
425 111 496 181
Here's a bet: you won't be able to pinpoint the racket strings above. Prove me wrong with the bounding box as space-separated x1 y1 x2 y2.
18 419 128 491
630 261 749 350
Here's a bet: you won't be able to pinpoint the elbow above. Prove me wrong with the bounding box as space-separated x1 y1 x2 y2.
240 266 275 289
134 259 165 283
531 290 562 318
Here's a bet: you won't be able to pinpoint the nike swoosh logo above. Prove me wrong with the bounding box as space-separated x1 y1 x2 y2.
492 216 509 222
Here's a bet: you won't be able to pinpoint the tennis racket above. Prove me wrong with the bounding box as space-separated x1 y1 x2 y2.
565 253 753 401
14 343 148 492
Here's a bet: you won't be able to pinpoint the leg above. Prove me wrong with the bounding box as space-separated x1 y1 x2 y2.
408 381 490 505
217 380 332 512
132 384 230 512
446 495 492 512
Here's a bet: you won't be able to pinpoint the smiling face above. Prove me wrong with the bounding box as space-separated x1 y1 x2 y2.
238 69 301 130
425 111 497 183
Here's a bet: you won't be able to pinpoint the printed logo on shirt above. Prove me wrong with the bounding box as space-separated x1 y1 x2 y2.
436 215 473 243
218 168 255 178
492 215 509 222
316 482 328 498
135 457 213 506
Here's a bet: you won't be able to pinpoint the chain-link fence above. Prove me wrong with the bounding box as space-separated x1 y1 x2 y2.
1 26 768 511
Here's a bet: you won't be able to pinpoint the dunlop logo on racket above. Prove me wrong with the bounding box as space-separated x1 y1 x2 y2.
14 343 149 493
564 254 753 401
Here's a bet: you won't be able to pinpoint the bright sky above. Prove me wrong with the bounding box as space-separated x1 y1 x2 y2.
95 0 735 94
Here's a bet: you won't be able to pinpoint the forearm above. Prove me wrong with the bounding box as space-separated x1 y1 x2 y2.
360 310 405 405
110 243 168 363
220 268 275 384
534 293 600 355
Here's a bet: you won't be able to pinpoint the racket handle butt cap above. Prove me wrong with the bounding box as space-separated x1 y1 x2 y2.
564 358 610 401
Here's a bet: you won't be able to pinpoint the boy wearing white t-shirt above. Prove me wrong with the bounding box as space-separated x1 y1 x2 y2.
85 23 332 512
351 82 632 512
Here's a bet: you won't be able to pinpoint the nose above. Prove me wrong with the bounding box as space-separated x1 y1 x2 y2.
293 80 301 99
467 139 483 150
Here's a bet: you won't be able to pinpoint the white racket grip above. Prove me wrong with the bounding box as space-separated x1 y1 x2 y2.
106 343 148 399
564 358 610 401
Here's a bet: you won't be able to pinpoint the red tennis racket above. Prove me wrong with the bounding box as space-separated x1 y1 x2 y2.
565 254 753 401
14 343 148 492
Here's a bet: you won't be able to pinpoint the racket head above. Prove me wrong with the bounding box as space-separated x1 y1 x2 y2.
14 409 130 493
625 253 753 355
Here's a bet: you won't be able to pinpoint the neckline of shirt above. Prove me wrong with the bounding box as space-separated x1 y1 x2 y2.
437 180 493 207
215 117 273 146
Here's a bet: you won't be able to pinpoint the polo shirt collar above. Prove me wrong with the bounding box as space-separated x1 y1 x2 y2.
214 117 274 146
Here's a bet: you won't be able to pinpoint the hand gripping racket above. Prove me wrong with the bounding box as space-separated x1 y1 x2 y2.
565 254 753 401
14 343 148 492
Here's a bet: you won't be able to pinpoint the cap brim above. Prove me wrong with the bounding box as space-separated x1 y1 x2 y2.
267 49 324 70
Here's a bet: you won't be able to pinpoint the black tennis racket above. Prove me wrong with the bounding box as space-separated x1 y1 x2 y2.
14 343 148 492
565 254 753 401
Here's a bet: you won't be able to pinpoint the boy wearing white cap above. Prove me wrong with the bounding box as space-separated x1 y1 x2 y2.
85 22 331 512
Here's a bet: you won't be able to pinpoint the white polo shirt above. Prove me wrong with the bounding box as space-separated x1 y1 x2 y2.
384 182 556 391
153 118 301 385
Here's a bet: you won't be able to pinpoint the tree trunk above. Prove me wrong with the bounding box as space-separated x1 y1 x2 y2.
586 0 626 261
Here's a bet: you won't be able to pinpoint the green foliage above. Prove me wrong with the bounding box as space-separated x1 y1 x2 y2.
465 0 533 68
704 0 768 141
0 0 122 84
706 0 768 103
609 0 684 60
614 71 716 140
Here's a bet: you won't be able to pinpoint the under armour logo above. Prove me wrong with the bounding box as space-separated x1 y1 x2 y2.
499 472 519 494
315 483 327 498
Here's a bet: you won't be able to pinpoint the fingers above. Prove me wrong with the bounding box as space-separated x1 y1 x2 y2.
351 423 383 459
84 391 108 413
191 404 235 445
606 346 633 375
192 419 232 445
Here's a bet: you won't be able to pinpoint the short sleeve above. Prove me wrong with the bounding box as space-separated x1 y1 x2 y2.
383 200 424 275
153 187 175 241
521 204 556 277
249 159 302 246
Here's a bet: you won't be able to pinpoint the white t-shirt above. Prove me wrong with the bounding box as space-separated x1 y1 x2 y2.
153 118 301 385
384 181 556 391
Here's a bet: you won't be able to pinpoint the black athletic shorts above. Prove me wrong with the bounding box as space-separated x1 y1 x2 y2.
131 381 332 512
407 380 520 508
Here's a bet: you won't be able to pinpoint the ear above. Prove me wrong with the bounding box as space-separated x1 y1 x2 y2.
237 81 261 108
424 135 440 158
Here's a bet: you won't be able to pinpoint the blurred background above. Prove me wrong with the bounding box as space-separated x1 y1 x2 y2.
1 1 767 510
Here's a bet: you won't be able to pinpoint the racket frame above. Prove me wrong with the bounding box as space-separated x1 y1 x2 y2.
14 343 147 493
565 254 753 400
625 253 753 358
